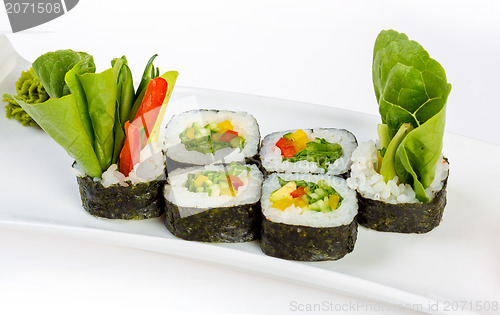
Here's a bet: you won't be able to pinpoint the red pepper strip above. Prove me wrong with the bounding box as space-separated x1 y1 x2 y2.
139 106 161 147
290 186 306 198
119 77 167 175
134 77 168 138
228 175 244 191
225 129 238 136
219 131 239 142
119 121 142 176
275 137 296 158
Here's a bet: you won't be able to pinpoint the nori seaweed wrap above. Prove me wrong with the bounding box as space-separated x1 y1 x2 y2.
163 163 264 242
356 177 447 233
164 200 261 242
76 174 165 220
261 217 357 261
260 173 358 261
73 147 167 220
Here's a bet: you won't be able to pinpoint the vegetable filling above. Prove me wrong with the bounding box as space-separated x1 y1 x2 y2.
275 129 343 171
179 120 245 154
270 177 343 212
185 163 250 197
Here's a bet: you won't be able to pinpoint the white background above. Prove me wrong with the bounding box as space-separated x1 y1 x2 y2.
1 1 500 314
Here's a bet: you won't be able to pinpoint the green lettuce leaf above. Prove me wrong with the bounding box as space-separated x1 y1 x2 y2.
10 94 102 178
372 30 451 202
395 105 446 202
5 51 118 178
65 61 95 144
78 69 116 171
32 50 95 99
373 30 451 137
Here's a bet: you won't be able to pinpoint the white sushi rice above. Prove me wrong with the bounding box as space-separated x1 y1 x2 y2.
164 164 263 217
261 173 358 228
346 140 449 204
260 128 357 175
72 142 166 188
162 110 260 165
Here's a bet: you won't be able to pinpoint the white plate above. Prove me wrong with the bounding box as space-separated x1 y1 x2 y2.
1 35 499 315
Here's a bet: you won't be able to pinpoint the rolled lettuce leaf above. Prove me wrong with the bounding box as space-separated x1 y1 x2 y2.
373 30 451 137
33 50 95 99
6 50 119 178
79 69 116 171
65 61 95 144
372 30 451 202
395 105 446 202
12 94 102 178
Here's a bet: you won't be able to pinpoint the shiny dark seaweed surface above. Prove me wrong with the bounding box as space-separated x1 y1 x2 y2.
164 199 261 242
260 218 358 261
356 178 448 233
76 175 165 220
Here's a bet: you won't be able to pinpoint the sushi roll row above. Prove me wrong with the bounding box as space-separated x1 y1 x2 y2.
14 30 452 264
161 109 360 261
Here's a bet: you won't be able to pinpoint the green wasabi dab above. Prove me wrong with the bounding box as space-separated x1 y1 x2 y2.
3 68 49 127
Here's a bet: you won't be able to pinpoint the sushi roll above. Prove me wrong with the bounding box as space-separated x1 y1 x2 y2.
260 128 357 177
163 162 264 242
260 173 358 261
162 110 261 172
347 142 449 233
73 143 166 220
348 29 452 233
8 50 179 220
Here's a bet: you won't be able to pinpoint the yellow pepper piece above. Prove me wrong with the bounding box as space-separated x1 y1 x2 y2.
272 198 294 211
376 150 384 173
220 187 235 196
194 175 208 188
293 197 308 209
217 120 233 133
186 127 195 139
328 195 340 210
291 129 309 152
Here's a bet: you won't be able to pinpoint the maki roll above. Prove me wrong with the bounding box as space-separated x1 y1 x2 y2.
347 30 452 233
260 128 357 177
162 110 260 171
7 50 179 219
260 173 358 261
73 143 166 220
347 142 449 233
163 163 264 242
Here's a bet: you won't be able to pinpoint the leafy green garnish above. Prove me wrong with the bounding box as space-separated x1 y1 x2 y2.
373 30 451 202
284 138 342 172
5 50 115 178
32 50 95 99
